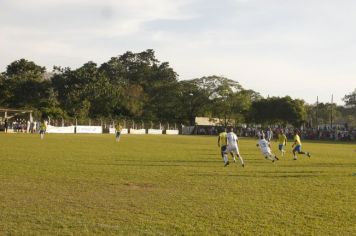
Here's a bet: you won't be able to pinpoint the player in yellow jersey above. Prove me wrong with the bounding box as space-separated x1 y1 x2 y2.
39 120 47 140
218 127 235 166
277 129 287 156
292 129 311 160
115 122 123 142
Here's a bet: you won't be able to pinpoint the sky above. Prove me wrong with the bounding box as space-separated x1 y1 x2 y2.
0 0 355 105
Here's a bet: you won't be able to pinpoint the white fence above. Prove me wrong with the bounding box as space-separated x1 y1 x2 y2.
109 128 128 134
129 129 146 134
147 129 163 135
76 126 102 134
44 125 179 135
47 125 75 134
166 130 179 135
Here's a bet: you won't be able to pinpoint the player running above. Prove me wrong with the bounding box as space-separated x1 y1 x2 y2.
39 120 47 140
266 127 273 142
115 122 123 142
277 129 287 156
218 128 235 163
223 127 245 167
292 129 311 160
257 133 279 162
218 128 228 162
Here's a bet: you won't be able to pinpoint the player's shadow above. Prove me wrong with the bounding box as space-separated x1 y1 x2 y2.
114 159 219 163
188 170 326 178
76 159 221 168
282 163 356 168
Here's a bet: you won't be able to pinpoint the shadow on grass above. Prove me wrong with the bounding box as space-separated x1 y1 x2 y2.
283 163 356 168
70 159 222 168
114 159 220 163
188 173 324 178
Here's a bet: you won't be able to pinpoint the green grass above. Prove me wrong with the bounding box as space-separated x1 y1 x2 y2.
0 133 355 235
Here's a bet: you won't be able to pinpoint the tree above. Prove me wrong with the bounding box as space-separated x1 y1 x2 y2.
0 73 8 106
343 89 356 109
249 96 306 127
177 80 210 125
191 76 260 127
2 59 47 109
5 59 46 82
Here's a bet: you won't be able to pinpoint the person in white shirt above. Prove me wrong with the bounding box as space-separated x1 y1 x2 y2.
266 128 273 142
223 127 245 167
256 133 279 162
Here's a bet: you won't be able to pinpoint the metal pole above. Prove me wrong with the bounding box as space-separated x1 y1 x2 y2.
316 96 318 129
330 94 333 130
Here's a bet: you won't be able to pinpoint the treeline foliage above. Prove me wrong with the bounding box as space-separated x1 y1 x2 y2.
0 50 355 128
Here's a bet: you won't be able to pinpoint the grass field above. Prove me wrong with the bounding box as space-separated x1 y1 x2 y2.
0 133 355 235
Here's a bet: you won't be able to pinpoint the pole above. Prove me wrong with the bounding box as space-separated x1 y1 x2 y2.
316 96 318 129
330 94 333 130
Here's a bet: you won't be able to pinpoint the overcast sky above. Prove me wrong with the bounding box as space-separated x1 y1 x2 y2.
1 0 355 104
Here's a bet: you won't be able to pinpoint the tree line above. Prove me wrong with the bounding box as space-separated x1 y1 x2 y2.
0 49 355 128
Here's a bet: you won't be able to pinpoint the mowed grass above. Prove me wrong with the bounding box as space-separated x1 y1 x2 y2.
0 133 355 235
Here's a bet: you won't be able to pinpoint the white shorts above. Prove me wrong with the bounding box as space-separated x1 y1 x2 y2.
225 146 240 155
262 151 274 159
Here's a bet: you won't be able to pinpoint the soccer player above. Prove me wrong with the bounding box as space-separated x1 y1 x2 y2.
277 129 287 156
115 122 123 142
266 127 273 142
4 118 8 133
223 127 245 167
218 128 228 162
292 129 311 160
218 128 235 163
39 120 47 140
257 133 279 162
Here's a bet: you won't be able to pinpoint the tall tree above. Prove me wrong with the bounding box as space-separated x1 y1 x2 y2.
249 96 306 126
343 89 356 109
177 80 210 125
2 59 48 109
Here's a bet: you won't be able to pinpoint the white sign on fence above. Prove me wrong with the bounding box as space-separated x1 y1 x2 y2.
109 128 128 134
130 129 146 134
166 130 179 135
121 129 128 134
147 129 163 135
47 125 75 134
76 126 102 134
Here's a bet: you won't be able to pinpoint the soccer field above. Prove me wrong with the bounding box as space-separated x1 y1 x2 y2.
0 134 355 235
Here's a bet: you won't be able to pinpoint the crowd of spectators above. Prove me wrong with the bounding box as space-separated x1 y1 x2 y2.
0 119 39 133
193 125 356 141
238 127 356 141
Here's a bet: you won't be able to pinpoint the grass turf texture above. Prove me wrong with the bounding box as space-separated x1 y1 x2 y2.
0 134 355 235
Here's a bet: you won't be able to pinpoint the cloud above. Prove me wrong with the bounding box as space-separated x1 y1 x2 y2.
0 0 355 104
0 0 198 37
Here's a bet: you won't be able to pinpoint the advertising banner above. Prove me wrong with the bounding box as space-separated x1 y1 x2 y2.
148 129 163 134
166 130 179 135
130 129 146 134
109 128 128 134
47 125 75 134
76 126 102 134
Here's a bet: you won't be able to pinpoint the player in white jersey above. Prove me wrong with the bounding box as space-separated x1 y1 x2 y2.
256 133 279 162
223 127 245 167
266 128 273 142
